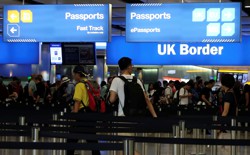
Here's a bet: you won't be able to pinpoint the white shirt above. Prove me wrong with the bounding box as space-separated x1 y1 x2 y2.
179 88 189 105
165 86 173 98
110 75 145 116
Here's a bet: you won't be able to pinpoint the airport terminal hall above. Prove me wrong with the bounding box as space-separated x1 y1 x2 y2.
1 0 250 155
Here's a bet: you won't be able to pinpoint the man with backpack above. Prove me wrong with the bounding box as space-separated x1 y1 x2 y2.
109 57 157 118
109 57 157 155
66 65 100 155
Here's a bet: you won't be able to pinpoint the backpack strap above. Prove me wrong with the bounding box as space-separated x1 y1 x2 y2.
132 76 137 83
118 76 128 83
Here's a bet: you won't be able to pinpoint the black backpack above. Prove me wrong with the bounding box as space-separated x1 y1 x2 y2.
119 76 147 116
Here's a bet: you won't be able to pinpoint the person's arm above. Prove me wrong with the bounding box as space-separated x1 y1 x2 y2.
201 95 211 106
222 102 230 116
109 90 118 104
109 78 118 104
179 88 190 98
144 92 157 118
245 92 249 107
73 100 81 113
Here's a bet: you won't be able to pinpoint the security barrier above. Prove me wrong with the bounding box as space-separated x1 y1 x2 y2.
0 102 250 155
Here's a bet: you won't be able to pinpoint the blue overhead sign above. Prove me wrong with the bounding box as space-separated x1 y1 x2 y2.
0 37 39 64
3 4 111 42
126 3 241 43
107 36 250 66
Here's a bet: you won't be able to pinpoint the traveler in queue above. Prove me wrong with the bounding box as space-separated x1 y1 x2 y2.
218 74 238 155
179 82 192 106
66 65 100 155
35 75 46 104
164 80 174 104
200 80 215 106
109 57 157 155
28 74 37 104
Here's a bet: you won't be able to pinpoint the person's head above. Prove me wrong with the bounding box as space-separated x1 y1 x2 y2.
31 74 37 80
196 76 202 82
35 75 43 83
158 81 162 87
163 80 168 88
73 65 87 82
221 74 235 90
244 84 250 93
118 57 133 75
148 83 154 93
234 81 242 90
184 81 192 90
101 81 107 88
188 79 195 88
197 79 203 87
153 82 160 90
206 79 215 88
12 76 18 82
107 76 114 85
168 81 174 87
61 76 70 86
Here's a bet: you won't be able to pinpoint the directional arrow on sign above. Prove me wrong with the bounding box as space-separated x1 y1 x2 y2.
10 27 17 34
10 13 17 20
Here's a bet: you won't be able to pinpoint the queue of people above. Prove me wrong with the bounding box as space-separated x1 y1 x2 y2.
0 57 247 155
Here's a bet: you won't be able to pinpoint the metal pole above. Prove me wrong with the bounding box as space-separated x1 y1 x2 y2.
123 139 134 155
179 121 185 155
231 119 236 155
193 128 198 155
173 125 180 155
59 112 65 155
211 116 217 155
52 114 58 155
32 127 40 155
156 133 161 155
22 0 25 5
244 122 248 155
19 116 25 155
236 122 241 153
142 133 147 155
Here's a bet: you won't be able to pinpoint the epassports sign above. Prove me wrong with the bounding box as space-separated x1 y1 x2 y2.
107 36 249 66
126 3 241 43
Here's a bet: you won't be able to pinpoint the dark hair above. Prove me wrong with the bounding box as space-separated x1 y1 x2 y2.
187 80 195 88
163 80 168 87
12 77 18 81
148 82 154 93
221 74 235 89
244 84 250 93
204 81 209 86
73 65 86 77
197 79 203 85
35 76 42 82
208 79 215 84
153 82 160 90
196 76 202 82
158 81 162 87
101 81 107 87
118 57 132 71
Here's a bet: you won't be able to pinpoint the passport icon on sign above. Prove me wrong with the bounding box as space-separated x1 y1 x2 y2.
207 8 220 22
221 23 235 36
8 10 20 23
21 10 33 23
192 8 206 22
206 23 220 36
222 8 235 22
